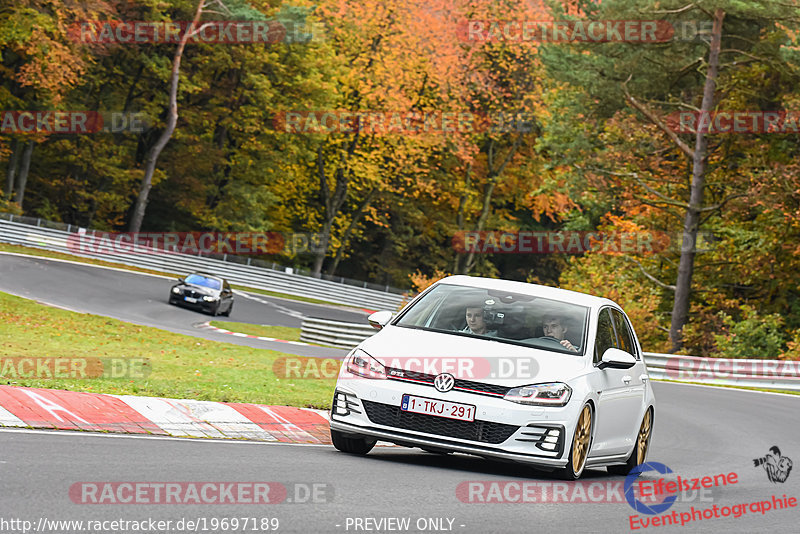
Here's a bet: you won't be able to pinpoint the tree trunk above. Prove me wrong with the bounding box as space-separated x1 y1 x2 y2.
327 188 378 276
462 179 497 273
128 0 205 232
311 140 352 277
453 163 472 274
13 140 34 209
4 138 19 199
460 135 522 273
668 9 725 352
311 221 331 277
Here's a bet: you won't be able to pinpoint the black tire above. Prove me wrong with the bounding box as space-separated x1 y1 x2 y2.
221 302 232 317
557 403 593 480
209 302 220 316
331 429 377 455
608 408 653 476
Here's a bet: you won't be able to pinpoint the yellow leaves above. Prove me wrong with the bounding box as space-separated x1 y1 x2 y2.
408 269 450 293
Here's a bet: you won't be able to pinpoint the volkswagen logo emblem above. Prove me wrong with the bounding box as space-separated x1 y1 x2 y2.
433 373 455 392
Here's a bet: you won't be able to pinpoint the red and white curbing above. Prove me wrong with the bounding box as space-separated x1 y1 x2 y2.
0 385 332 444
199 321 312 346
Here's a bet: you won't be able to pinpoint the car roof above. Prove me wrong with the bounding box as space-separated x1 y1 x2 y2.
435 275 618 310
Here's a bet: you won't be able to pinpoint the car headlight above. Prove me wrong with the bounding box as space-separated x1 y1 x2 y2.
171 287 181 294
346 349 386 380
202 295 218 302
504 382 572 406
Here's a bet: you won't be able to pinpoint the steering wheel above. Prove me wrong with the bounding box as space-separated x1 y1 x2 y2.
533 336 567 349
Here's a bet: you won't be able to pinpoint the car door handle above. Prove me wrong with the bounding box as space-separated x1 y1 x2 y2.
622 375 632 385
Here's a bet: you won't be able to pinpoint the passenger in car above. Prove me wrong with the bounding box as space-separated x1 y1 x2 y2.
542 315 579 352
461 304 498 337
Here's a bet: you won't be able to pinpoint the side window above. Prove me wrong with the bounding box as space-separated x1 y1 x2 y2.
223 281 231 292
594 309 617 364
611 309 637 358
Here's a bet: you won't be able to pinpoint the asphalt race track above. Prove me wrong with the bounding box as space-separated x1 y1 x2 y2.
1 252 799 533
0 382 797 533
0 252 357 358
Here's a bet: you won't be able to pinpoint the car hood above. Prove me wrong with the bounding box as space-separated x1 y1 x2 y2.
358 325 590 386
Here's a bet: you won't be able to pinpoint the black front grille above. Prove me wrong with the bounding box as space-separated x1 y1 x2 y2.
385 368 512 398
362 400 518 444
453 378 511 397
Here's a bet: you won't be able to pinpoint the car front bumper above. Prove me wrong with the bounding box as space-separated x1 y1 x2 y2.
170 295 219 311
329 377 585 469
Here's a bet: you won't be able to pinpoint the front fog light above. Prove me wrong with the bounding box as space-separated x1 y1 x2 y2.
333 391 361 416
504 382 572 406
202 295 217 302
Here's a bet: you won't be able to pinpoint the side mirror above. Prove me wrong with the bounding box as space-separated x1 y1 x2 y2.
368 310 393 330
177 277 184 283
598 347 636 370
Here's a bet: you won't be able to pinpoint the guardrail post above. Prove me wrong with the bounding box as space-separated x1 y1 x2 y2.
36 218 41 227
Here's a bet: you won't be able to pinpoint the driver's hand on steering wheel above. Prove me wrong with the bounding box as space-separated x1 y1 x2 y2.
560 339 578 352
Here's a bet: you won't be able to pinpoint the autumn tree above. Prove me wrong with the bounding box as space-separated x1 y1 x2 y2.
542 0 800 352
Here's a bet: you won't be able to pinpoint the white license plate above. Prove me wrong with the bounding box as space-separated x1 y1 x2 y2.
401 394 476 422
184 297 198 303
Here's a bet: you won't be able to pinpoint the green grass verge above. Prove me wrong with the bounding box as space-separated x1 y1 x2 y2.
0 241 371 310
0 291 336 408
210 321 302 341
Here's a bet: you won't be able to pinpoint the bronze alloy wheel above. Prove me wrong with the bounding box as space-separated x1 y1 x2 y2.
572 404 592 474
636 409 652 465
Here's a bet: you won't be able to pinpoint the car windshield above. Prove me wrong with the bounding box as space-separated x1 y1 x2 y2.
394 283 589 355
185 274 221 290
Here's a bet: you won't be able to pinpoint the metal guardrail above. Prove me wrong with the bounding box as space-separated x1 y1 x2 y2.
296 321 800 391
0 216 408 311
300 317 377 349
643 352 800 392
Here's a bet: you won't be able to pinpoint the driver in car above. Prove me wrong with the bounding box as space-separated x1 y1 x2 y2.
542 315 579 352
461 304 498 337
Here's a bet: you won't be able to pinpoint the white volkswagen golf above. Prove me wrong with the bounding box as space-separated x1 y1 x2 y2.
329 276 655 479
